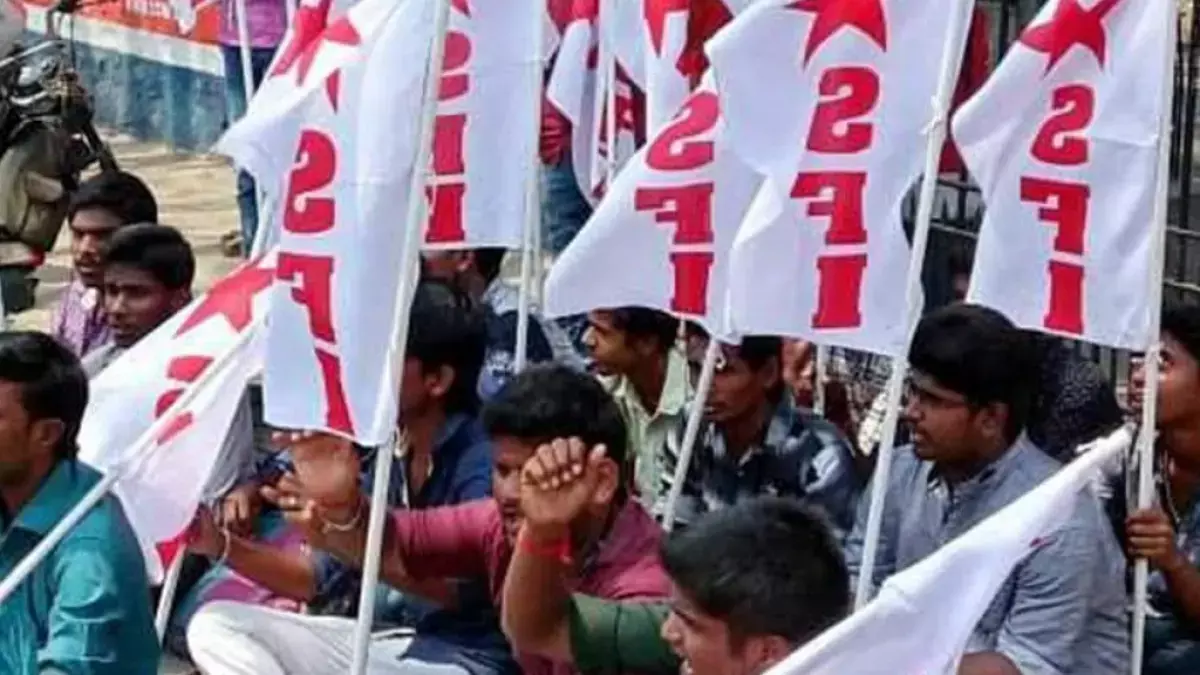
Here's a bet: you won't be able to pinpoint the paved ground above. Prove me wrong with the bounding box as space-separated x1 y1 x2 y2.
10 132 242 332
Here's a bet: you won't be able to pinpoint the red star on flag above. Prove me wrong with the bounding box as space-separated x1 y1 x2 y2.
644 0 732 84
1019 0 1122 74
175 259 275 338
269 0 362 109
789 0 888 66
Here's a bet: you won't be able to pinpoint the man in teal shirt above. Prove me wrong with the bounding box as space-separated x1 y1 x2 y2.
0 331 158 674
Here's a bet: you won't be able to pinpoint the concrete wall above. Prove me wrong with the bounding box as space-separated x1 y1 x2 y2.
24 1 228 151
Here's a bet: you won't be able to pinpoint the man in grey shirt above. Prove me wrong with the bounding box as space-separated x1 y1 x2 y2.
845 304 1129 675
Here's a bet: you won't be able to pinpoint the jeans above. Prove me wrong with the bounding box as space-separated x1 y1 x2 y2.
1145 615 1200 675
539 151 592 255
221 44 278 255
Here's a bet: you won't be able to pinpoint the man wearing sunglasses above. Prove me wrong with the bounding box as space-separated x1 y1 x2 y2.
843 304 1128 675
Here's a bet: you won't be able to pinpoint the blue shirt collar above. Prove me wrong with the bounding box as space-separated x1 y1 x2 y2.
10 460 100 536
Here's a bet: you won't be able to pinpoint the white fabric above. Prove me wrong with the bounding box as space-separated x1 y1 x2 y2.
187 601 466 675
955 0 1174 349
77 256 274 581
219 0 543 444
708 0 969 356
543 74 760 337
767 427 1133 675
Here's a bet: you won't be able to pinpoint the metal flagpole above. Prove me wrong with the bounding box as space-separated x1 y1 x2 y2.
154 551 186 641
233 0 264 257
853 0 975 610
1131 3 1178 672
515 0 546 373
603 0 618 189
348 0 453 672
813 344 828 416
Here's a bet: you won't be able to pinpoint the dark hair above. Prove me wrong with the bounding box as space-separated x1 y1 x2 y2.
68 171 158 225
684 323 781 371
102 223 195 291
909 303 1033 439
407 279 487 415
472 248 507 286
1163 302 1200 365
482 364 629 483
610 307 679 352
661 497 849 647
0 332 88 461
947 249 973 280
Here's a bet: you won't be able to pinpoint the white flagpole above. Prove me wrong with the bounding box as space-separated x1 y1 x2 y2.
660 339 720 531
233 0 264 258
0 327 256 607
1131 3 1178 673
154 551 186 641
853 0 975 609
284 0 296 28
515 0 546 373
813 344 828 416
349 0 453 671
604 0 618 189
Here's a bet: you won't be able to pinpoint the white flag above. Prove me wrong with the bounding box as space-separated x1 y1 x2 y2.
708 0 969 356
78 255 275 580
954 0 1173 349
772 427 1132 674
544 75 760 336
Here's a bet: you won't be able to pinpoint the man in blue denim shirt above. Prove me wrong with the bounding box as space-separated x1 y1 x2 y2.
1125 304 1200 675
657 326 861 537
186 280 517 675
0 332 158 674
844 305 1129 675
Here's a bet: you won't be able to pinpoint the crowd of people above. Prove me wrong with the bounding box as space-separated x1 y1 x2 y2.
0 162 1195 675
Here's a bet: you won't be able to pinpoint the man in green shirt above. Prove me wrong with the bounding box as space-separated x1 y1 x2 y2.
0 332 158 674
502 437 850 675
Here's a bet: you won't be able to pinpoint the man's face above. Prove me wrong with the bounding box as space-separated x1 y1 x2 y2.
103 265 187 348
903 371 996 464
662 585 782 675
951 272 971 303
0 381 48 488
491 435 535 544
421 251 470 287
582 311 641 376
1136 334 1200 430
69 209 124 288
686 335 774 425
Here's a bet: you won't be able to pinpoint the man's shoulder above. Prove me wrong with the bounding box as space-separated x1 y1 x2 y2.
588 501 671 600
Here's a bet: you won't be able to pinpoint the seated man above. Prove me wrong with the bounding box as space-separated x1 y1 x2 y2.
51 171 159 357
188 364 669 675
502 437 850 675
82 223 193 376
422 247 584 398
658 326 860 536
183 280 511 674
0 332 158 673
845 304 1129 675
583 307 689 505
1124 304 1200 675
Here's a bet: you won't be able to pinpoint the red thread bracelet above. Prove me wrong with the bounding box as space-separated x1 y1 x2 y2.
519 533 573 565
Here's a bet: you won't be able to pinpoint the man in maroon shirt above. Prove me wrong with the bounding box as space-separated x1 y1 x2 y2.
185 365 668 675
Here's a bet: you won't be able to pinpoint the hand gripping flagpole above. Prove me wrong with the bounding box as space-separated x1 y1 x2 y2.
853 0 975 610
515 0 547 373
1131 3 1178 673
0 327 257 607
349 1 453 672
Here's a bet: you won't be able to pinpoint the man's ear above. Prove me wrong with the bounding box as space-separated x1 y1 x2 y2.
455 251 476 276
979 401 1009 441
427 364 457 400
170 289 192 313
590 456 621 507
30 418 65 458
743 634 794 674
760 356 782 394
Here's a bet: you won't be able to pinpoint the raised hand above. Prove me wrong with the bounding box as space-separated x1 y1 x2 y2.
519 438 607 532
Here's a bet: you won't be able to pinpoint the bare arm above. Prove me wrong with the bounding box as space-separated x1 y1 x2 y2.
501 522 574 661
222 534 319 602
959 653 1022 675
